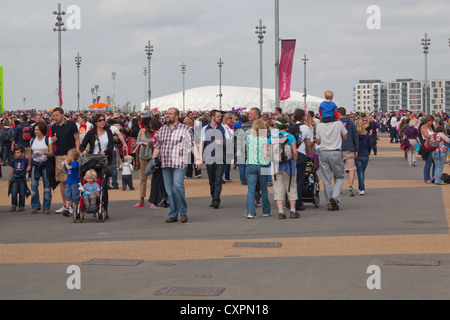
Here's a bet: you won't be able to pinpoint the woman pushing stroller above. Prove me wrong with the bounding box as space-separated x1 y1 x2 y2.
79 113 115 219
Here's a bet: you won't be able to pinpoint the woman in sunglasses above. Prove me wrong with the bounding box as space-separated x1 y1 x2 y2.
79 113 115 218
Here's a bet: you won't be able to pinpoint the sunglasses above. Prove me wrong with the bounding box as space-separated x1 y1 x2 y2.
97 119 106 122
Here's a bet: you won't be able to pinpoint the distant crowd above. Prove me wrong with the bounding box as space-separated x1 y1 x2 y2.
1 91 449 222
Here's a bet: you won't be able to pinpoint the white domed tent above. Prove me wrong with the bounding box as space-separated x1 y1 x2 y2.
142 86 324 113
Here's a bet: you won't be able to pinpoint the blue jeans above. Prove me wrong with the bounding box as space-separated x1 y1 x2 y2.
246 165 270 216
390 128 399 143
238 164 246 185
423 151 435 182
31 165 52 210
432 151 446 184
11 178 26 208
355 157 369 192
162 168 188 218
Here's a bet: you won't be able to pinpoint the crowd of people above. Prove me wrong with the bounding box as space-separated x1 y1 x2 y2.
1 91 449 222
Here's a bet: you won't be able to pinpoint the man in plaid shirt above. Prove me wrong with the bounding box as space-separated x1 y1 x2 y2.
152 108 199 223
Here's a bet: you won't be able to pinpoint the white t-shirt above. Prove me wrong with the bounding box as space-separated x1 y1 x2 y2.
316 121 347 151
31 137 49 163
296 122 312 155
93 131 109 154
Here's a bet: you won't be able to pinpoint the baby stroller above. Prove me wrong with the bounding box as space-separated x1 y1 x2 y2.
301 153 320 208
73 154 109 223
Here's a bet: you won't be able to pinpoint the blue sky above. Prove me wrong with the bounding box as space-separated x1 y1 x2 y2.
1 0 449 111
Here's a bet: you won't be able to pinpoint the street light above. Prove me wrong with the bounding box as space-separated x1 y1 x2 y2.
111 71 116 109
181 63 186 112
256 19 266 113
421 33 431 115
75 52 82 112
143 67 148 107
145 41 154 107
217 58 224 109
91 85 100 104
301 54 309 110
53 3 66 107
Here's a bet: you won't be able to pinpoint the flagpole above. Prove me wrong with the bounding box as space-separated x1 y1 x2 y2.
275 0 280 110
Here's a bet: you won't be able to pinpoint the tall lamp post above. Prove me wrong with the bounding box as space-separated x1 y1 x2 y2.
301 54 309 110
256 19 266 113
217 58 224 109
143 67 148 107
181 63 186 112
53 3 66 107
145 41 154 108
421 33 431 115
111 71 116 109
75 52 82 112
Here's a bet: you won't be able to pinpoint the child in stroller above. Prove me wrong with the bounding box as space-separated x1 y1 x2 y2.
81 169 101 213
73 154 109 223
301 153 320 208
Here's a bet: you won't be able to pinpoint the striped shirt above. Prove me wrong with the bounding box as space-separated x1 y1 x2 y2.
154 121 194 169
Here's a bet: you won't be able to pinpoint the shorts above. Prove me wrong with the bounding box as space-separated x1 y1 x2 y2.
55 155 68 182
342 151 356 172
273 170 298 201
65 183 80 203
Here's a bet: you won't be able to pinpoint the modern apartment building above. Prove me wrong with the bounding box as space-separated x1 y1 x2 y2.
354 78 449 114
430 80 450 114
353 80 387 113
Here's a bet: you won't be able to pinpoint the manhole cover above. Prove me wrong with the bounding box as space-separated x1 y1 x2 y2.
154 287 225 297
383 258 440 267
83 259 144 266
233 242 282 248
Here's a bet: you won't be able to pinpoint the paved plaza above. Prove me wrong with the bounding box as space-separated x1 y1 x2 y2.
0 134 449 300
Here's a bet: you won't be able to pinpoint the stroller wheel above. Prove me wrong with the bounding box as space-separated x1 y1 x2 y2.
80 211 84 222
101 209 106 222
314 194 320 208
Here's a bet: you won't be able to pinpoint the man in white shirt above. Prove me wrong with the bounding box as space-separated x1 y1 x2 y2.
291 109 313 212
316 119 347 211
390 114 399 143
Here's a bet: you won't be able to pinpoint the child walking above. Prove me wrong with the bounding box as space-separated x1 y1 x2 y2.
8 146 30 211
120 154 134 191
62 148 80 217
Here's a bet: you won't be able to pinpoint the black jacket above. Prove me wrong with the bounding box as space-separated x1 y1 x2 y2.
79 127 114 165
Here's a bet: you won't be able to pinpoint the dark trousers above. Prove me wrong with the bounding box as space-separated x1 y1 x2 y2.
295 153 307 209
122 175 133 190
186 152 201 177
206 163 224 204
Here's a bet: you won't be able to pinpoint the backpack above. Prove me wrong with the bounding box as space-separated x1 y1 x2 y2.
424 134 439 152
22 124 32 141
441 173 450 184
2 128 12 144
270 133 292 163
287 123 304 147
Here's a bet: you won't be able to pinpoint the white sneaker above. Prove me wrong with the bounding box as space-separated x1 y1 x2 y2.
247 214 256 219
69 207 74 214
359 189 365 196
55 206 66 213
